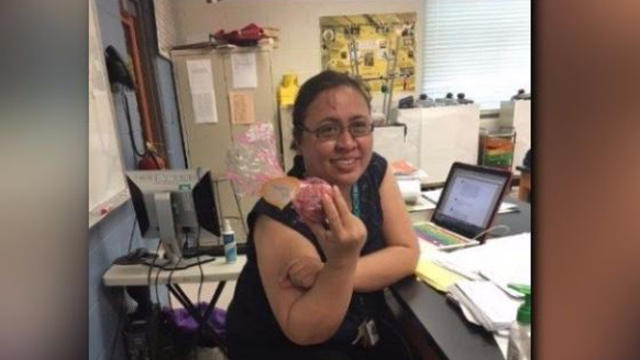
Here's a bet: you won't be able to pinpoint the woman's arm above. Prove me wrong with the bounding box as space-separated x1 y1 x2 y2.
353 164 419 292
255 186 365 345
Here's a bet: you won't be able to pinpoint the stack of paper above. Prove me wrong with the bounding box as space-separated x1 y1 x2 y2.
434 233 531 296
449 280 522 332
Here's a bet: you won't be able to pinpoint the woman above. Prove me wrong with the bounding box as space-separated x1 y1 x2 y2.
226 70 419 359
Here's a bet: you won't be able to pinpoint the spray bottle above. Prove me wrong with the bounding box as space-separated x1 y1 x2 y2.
222 219 237 263
507 284 531 360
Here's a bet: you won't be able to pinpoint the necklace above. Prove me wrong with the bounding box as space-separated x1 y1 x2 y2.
351 183 361 218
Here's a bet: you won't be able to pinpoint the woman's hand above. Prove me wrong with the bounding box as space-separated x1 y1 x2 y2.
279 255 324 289
306 185 366 269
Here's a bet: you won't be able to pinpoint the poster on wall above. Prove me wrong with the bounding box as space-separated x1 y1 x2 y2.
320 12 416 95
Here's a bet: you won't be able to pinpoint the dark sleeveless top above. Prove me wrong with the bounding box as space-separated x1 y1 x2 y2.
226 152 389 352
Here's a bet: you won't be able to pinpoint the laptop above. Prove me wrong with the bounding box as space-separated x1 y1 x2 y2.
413 162 512 250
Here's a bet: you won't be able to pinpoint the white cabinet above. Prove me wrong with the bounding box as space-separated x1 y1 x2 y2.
498 100 531 170
394 105 480 184
171 47 277 242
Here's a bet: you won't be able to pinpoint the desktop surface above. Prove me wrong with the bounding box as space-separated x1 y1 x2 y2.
392 197 530 360
103 254 247 287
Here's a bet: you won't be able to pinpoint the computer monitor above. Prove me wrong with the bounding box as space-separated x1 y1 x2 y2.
432 162 512 241
126 168 220 267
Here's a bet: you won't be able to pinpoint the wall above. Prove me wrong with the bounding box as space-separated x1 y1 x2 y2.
174 0 423 113
90 1 137 359
90 0 179 359
155 57 186 169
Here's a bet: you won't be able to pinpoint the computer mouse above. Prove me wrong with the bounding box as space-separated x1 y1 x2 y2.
113 248 150 265
131 247 149 259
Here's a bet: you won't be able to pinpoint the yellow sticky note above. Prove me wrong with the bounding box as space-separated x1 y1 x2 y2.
415 259 464 292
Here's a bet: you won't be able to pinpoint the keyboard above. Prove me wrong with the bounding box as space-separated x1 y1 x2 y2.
413 222 476 249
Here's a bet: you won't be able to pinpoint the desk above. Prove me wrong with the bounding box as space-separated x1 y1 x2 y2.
103 255 246 354
392 198 530 360
103 255 246 286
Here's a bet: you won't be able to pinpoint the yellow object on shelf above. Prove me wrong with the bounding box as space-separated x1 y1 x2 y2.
278 73 299 107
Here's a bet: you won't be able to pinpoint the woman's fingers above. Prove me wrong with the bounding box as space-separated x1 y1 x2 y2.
330 185 352 222
321 192 346 239
306 220 329 242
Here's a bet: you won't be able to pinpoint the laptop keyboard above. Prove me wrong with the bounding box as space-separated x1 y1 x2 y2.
414 222 467 247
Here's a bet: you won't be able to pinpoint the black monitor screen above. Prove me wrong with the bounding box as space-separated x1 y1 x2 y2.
126 169 220 240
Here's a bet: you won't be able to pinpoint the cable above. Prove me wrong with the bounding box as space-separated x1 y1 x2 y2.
228 181 248 235
195 226 204 306
154 252 165 305
147 241 163 306
194 226 204 359
108 289 127 360
120 87 163 170
120 90 146 157
472 224 511 240
127 217 138 254
165 253 184 309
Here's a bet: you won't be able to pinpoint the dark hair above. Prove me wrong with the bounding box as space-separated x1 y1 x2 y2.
290 70 371 150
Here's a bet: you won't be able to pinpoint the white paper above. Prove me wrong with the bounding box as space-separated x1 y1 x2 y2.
450 280 522 331
450 286 511 359
186 59 218 124
406 195 437 213
436 233 531 287
231 52 258 88
422 188 443 204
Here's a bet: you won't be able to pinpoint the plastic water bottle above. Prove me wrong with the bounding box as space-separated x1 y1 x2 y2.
507 284 531 360
222 219 237 263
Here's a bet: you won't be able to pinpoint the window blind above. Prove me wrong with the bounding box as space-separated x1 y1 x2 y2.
422 0 531 109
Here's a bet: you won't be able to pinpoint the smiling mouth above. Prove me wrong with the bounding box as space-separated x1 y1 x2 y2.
331 158 359 170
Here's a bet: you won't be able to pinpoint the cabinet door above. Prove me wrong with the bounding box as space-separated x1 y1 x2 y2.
172 48 277 243
419 105 480 184
397 105 480 185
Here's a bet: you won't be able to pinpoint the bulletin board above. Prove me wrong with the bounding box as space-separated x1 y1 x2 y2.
89 0 129 227
320 12 416 93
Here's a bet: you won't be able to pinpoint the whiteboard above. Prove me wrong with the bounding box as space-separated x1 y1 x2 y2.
88 0 128 227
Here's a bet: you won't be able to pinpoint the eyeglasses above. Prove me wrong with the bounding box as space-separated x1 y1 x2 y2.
299 120 375 141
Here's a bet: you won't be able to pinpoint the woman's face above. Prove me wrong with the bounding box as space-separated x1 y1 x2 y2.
296 85 373 187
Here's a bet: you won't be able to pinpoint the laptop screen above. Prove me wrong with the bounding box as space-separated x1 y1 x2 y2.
432 164 511 239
